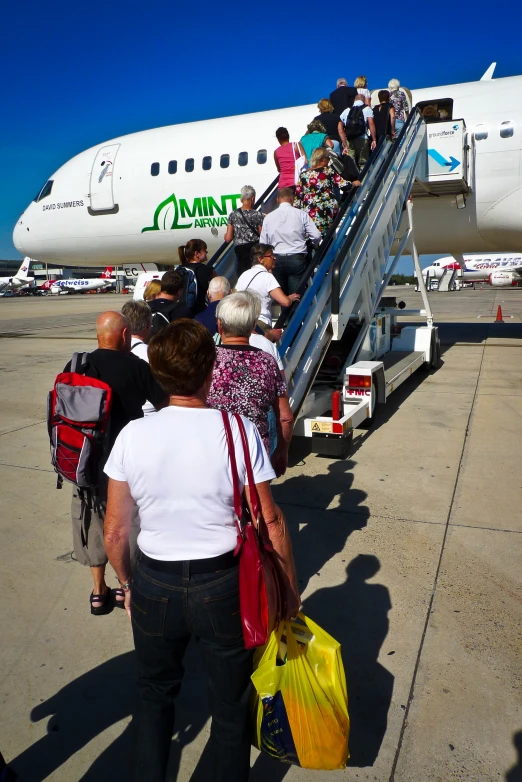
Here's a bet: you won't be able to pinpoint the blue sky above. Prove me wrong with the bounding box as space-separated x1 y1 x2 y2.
1 0 521 271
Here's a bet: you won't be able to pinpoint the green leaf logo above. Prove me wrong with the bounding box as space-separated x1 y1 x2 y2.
141 193 192 233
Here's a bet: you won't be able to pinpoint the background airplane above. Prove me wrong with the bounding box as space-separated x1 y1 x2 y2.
422 254 522 286
0 258 33 292
12 67 522 266
41 267 114 293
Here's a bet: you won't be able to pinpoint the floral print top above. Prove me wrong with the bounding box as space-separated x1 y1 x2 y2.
294 162 349 235
389 89 409 122
207 345 286 451
227 208 264 246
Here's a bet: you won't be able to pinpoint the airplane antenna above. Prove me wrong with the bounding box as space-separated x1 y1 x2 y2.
480 63 496 81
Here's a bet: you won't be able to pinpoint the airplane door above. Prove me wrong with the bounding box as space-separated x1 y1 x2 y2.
89 144 120 212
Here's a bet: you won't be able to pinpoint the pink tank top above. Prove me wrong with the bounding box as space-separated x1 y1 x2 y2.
275 143 299 188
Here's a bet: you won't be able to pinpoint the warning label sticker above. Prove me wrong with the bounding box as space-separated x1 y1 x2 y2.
311 421 332 433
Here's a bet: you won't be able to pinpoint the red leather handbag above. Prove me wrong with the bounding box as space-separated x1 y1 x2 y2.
221 411 284 649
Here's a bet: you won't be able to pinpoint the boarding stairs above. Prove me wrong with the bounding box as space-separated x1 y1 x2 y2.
276 108 440 420
438 267 458 292
210 108 456 424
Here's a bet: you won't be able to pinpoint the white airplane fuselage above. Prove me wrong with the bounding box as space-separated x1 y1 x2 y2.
423 253 522 282
13 74 522 266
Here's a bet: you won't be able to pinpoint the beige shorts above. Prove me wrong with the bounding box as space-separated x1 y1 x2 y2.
71 486 140 568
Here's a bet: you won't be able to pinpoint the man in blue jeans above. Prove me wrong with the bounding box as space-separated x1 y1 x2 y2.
260 187 321 295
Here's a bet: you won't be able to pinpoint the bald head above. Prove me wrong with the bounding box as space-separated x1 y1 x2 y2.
96 311 131 351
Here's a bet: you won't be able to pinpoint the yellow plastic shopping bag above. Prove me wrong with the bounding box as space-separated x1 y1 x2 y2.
251 612 349 769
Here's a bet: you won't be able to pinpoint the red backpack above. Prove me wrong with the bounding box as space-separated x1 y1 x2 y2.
47 352 113 489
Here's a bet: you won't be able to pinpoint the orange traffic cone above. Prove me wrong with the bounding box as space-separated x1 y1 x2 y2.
495 305 504 322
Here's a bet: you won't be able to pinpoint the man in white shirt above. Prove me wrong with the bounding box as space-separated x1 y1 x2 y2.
341 96 377 168
260 187 321 295
121 300 156 416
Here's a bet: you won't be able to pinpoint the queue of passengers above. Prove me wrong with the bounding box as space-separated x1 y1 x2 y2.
54 74 411 782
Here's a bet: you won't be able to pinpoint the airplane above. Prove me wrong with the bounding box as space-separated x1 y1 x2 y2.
422 254 522 286
12 64 522 267
0 258 33 293
40 267 114 293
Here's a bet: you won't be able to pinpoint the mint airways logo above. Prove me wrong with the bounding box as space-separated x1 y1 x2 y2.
142 193 241 233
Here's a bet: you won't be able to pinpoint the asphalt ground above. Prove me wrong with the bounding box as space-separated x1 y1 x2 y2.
0 287 521 781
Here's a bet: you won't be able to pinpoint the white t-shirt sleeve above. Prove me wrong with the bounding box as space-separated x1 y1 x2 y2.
104 428 128 482
264 271 280 294
241 416 276 485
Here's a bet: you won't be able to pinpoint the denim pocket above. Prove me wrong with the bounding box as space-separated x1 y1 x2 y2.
203 580 242 640
131 585 168 637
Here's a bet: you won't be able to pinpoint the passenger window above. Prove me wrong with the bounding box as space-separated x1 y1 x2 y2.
257 149 267 164
475 125 488 141
500 121 514 138
151 162 160 176
185 158 194 173
220 154 230 169
34 179 54 202
238 151 248 166
202 156 212 171
168 160 177 174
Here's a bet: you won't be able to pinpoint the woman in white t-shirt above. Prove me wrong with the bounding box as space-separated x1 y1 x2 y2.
103 319 299 782
235 244 300 336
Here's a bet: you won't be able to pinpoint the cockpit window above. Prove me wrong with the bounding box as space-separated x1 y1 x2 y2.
34 180 54 202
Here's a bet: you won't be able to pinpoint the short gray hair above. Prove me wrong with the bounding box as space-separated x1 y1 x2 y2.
388 78 400 92
337 77 347 87
208 276 231 298
241 290 262 321
216 292 257 338
121 300 151 334
240 185 256 202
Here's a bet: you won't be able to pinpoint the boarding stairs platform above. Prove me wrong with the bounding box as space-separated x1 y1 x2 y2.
274 109 441 425
438 267 459 291
209 108 460 449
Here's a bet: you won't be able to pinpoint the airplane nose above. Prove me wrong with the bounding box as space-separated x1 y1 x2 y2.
13 217 27 255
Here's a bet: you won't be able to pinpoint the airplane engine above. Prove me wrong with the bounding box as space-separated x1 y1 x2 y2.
488 271 519 287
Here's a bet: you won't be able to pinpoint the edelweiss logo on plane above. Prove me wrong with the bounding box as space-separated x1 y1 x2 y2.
142 192 242 232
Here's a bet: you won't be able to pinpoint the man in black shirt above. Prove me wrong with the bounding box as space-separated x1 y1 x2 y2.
148 270 192 336
65 311 167 615
330 77 358 117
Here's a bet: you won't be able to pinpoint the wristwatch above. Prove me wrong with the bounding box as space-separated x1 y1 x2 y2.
119 579 132 591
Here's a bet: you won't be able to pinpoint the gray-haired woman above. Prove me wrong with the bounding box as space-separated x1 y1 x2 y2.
207 292 294 477
225 185 264 278
388 78 410 135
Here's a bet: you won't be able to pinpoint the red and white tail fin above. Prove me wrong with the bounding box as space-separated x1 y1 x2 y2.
101 267 113 279
15 257 32 281
40 280 54 290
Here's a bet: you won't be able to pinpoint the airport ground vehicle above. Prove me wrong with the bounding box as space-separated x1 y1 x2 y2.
211 109 444 457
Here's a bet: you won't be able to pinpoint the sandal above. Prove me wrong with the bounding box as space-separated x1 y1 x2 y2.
90 587 112 615
113 587 126 609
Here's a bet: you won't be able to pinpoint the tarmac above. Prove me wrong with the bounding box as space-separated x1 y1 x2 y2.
0 287 521 781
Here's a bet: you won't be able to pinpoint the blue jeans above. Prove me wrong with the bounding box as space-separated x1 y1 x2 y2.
331 139 341 155
274 252 308 295
395 119 405 135
130 559 253 782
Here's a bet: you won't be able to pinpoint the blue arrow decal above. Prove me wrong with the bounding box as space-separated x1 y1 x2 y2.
447 156 460 173
428 149 460 172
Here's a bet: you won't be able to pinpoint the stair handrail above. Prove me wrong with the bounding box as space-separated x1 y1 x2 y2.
331 108 424 316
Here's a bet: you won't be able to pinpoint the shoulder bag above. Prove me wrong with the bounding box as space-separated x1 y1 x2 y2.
293 142 307 185
221 410 284 648
237 209 261 243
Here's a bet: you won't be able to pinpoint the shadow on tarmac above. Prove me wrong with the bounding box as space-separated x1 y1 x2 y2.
505 731 522 782
11 455 394 778
9 641 210 782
